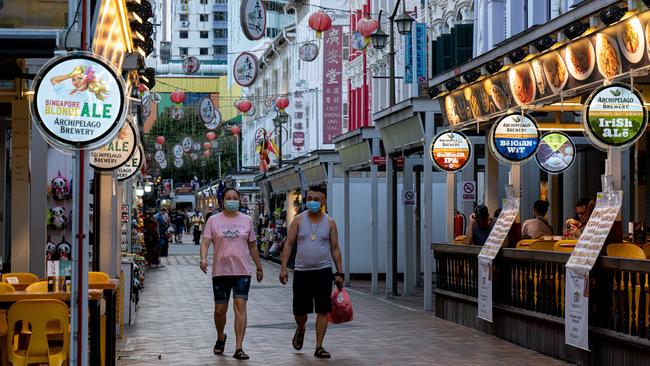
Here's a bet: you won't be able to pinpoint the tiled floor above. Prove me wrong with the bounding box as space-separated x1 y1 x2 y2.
118 250 569 365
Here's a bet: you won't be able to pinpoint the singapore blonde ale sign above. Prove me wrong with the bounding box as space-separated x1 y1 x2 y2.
31 52 127 150
429 130 472 172
583 83 647 149
90 119 136 170
117 145 143 181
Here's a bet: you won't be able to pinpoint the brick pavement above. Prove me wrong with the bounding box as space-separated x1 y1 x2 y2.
117 257 569 366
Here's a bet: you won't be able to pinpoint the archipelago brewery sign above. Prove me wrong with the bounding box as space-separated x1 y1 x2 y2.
429 130 472 172
489 113 540 164
31 52 127 149
583 83 647 149
117 145 143 181
535 132 576 174
90 118 136 170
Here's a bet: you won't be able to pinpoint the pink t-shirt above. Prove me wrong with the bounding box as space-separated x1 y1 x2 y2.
202 212 256 277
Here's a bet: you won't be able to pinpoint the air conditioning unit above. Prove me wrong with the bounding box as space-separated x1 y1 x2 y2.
180 21 190 27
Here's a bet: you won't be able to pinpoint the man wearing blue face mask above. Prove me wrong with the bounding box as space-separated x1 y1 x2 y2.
279 186 344 359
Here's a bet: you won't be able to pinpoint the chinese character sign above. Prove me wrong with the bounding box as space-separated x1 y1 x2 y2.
322 25 343 144
405 23 427 85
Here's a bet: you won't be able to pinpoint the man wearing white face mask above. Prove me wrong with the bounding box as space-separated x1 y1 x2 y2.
279 186 344 359
200 187 264 360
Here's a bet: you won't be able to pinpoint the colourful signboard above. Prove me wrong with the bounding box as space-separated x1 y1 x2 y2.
535 132 575 174
240 0 266 41
429 130 472 172
322 25 343 144
90 118 136 170
489 113 540 164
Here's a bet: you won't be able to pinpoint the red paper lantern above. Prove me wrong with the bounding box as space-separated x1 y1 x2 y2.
357 18 379 38
236 99 252 113
203 142 212 150
170 90 185 104
309 11 332 38
275 97 289 111
203 150 211 158
156 136 166 144
231 126 241 136
206 132 216 141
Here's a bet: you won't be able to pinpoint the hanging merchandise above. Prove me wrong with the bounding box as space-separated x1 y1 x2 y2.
233 52 259 87
31 52 128 150
192 142 202 152
240 0 266 41
204 109 222 130
299 43 319 62
50 171 71 201
171 106 184 120
182 56 201 75
198 97 216 124
182 136 193 152
172 144 183 158
46 237 57 260
159 158 167 169
206 132 216 141
488 113 540 164
57 238 72 260
48 206 69 230
235 99 253 113
90 118 136 170
117 145 143 181
308 10 332 38
174 157 183 168
535 132 576 174
275 96 289 111
154 149 165 163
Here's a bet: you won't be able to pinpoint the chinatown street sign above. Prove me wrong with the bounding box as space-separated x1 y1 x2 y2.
240 0 266 41
31 52 128 150
182 56 200 75
535 132 576 174
90 118 136 170
198 97 215 124
172 144 183 158
233 52 259 87
583 83 647 149
299 43 319 62
154 150 165 163
205 108 222 130
159 158 167 169
117 145 143 181
181 136 193 152
429 130 472 172
489 113 540 164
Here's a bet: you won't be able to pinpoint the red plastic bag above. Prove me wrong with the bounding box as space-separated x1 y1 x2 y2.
327 287 353 324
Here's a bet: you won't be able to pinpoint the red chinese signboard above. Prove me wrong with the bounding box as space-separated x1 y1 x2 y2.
322 25 343 144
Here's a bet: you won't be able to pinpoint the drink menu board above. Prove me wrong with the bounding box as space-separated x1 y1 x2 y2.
566 190 623 270
478 197 520 260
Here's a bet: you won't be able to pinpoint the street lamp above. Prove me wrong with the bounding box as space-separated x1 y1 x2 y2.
272 110 289 168
135 184 145 197
394 11 414 35
144 181 153 193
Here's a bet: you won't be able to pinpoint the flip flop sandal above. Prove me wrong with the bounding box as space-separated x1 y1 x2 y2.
292 328 305 350
233 348 250 360
213 334 227 355
314 347 331 359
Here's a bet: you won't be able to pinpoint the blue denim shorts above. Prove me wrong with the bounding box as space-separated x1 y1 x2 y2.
212 276 251 304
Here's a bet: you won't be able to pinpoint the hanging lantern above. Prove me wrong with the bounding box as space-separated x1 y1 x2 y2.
156 136 166 145
231 125 241 136
309 10 332 38
203 142 212 150
203 150 211 158
206 131 216 141
170 90 186 104
235 99 253 114
275 97 289 111
357 18 379 41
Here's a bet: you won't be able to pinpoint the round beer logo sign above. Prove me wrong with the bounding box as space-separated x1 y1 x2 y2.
299 43 319 62
117 145 143 181
583 83 647 149
205 109 222 130
489 113 540 164
240 0 266 41
198 97 215 124
535 132 575 174
233 52 259 87
31 52 127 150
90 118 136 170
429 130 472 172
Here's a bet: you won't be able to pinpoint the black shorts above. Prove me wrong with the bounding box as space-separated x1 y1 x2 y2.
292 267 333 315
212 276 251 304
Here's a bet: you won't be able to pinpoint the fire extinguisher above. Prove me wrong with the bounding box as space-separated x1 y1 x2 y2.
454 210 466 238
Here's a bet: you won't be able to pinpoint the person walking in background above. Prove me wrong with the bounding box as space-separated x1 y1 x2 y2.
464 205 494 246
199 187 264 360
522 200 553 239
192 208 205 245
279 186 344 359
206 203 217 221
144 209 161 268
173 208 186 243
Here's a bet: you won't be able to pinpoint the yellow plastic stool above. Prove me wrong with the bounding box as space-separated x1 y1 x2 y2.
1 273 38 285
25 281 48 293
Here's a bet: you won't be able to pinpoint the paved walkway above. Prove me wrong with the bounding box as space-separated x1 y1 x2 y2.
118 240 568 365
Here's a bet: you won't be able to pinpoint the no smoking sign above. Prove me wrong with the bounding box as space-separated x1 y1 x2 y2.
462 181 476 202
403 190 415 206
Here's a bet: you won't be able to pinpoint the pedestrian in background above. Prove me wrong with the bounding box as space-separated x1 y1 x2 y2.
145 210 160 268
200 187 264 360
279 186 344 359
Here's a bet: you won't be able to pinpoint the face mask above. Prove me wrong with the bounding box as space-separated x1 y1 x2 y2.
224 200 240 212
306 201 321 213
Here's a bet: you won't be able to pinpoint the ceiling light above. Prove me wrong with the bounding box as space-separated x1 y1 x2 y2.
563 22 588 39
599 6 625 26
485 60 502 75
444 79 461 92
508 48 527 63
533 35 555 52
462 70 480 84
428 86 441 98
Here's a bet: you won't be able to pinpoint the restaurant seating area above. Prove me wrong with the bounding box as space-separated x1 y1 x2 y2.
432 242 650 365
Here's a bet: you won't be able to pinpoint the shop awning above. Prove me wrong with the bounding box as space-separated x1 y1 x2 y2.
298 150 340 187
267 166 302 193
333 127 381 171
374 97 438 154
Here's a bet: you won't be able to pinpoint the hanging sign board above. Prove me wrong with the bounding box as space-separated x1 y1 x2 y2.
535 132 576 174
489 113 540 164
159 159 167 169
31 52 128 150
182 56 200 75
90 118 136 170
154 150 165 163
299 42 319 62
233 52 259 87
240 0 266 41
440 11 650 127
181 136 193 152
205 109 222 130
174 157 183 168
172 144 183 158
429 130 472 172
198 97 215 124
117 145 143 181
583 83 647 149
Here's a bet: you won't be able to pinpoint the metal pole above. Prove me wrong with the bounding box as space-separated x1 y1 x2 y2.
388 0 401 106
236 135 240 172
391 156 398 296
218 153 222 179
278 122 283 168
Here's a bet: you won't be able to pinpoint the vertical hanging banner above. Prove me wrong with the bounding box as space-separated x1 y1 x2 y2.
322 25 343 144
405 23 427 85
477 186 520 322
